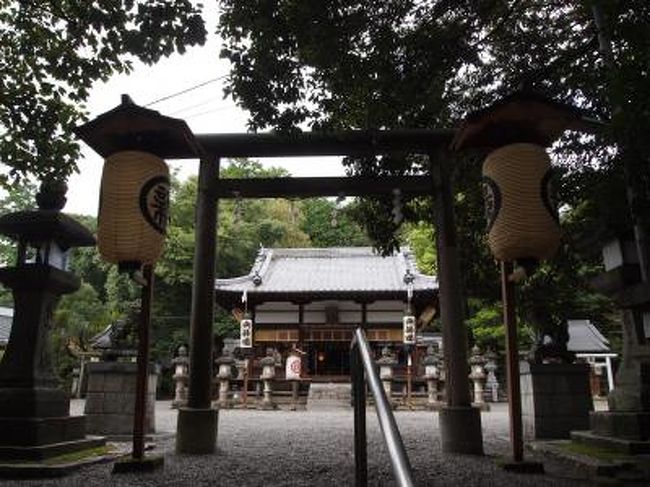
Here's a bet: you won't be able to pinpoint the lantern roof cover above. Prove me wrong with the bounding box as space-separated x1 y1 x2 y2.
452 91 604 150
0 210 95 250
74 95 203 159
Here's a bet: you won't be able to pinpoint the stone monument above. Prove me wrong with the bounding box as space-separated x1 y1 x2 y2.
520 303 591 440
84 306 157 438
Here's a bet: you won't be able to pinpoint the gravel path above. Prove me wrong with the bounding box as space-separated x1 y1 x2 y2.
8 401 591 486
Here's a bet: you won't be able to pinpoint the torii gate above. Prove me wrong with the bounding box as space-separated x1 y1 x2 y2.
76 91 592 461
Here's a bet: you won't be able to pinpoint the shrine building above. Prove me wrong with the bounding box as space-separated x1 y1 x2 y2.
214 247 439 378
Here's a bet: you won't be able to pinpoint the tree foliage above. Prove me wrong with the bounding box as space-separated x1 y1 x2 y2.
217 0 649 352
0 0 206 184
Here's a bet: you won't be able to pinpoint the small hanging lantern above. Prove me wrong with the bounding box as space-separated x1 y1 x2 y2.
239 290 253 348
97 150 170 272
482 143 560 262
403 282 416 345
240 316 253 349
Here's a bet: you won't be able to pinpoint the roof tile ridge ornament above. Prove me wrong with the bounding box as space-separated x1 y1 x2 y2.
250 247 273 286
400 246 439 286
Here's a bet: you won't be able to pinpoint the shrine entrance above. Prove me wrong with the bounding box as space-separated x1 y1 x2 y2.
75 98 483 457
308 342 351 378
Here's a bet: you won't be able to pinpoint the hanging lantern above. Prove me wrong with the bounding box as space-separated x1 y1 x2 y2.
482 143 560 262
97 150 170 272
240 316 253 348
403 314 416 345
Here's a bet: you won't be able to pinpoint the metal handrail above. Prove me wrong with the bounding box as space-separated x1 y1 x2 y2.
351 327 415 487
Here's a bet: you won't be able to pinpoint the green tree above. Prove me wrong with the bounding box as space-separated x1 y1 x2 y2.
300 198 370 248
0 0 206 184
217 1 644 352
51 282 111 384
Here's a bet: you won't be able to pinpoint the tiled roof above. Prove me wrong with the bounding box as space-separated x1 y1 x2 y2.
215 247 437 294
567 319 610 353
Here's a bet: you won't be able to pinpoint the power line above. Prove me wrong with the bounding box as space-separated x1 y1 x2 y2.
184 104 241 120
143 75 228 107
168 96 233 116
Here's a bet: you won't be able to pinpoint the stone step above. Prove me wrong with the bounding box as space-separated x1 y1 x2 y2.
306 383 351 410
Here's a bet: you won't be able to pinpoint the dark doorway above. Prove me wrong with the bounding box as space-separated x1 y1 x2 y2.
307 342 351 377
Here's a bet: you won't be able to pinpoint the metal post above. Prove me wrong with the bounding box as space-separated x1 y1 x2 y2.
133 265 153 460
430 151 483 454
501 261 524 463
354 329 414 487
351 343 367 487
176 155 220 454
242 359 249 407
407 352 412 408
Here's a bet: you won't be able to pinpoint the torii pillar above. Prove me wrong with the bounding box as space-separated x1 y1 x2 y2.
431 150 484 454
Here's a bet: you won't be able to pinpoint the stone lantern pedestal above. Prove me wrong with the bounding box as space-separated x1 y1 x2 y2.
0 185 105 463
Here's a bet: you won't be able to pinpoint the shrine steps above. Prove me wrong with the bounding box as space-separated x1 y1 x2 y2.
306 383 351 410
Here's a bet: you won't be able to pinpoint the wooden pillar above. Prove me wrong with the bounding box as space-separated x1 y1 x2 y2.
176 155 220 454
430 151 483 455
501 261 523 463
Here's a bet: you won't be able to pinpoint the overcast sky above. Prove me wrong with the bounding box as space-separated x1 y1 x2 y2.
66 4 344 216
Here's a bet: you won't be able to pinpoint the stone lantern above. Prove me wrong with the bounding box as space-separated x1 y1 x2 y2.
0 182 105 462
172 345 190 408
377 346 398 404
215 349 236 409
484 349 500 403
468 345 488 409
422 345 441 410
580 228 650 452
259 348 278 410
